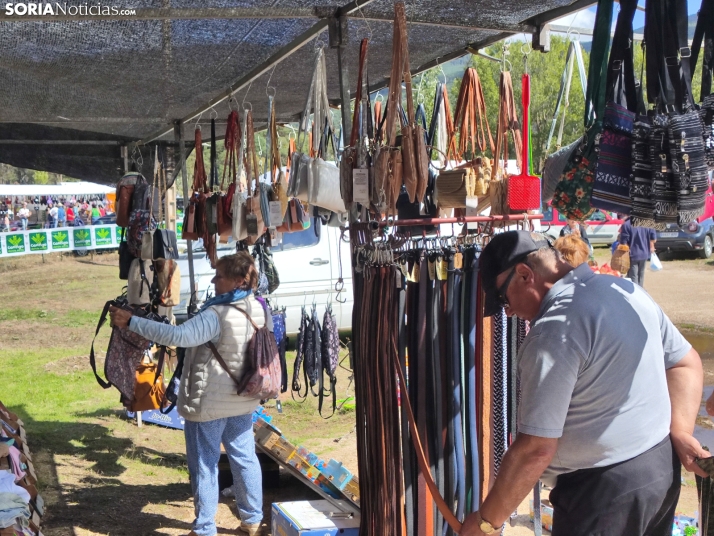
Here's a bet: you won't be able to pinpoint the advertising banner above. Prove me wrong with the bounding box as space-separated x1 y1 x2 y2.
0 225 120 257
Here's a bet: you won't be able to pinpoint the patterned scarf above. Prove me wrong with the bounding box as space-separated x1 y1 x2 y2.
199 288 251 312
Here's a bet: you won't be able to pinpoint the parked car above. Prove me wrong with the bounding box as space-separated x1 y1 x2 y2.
655 174 714 259
541 203 624 245
174 218 353 335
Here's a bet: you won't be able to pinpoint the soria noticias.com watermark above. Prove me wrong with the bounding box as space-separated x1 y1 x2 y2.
4 3 136 16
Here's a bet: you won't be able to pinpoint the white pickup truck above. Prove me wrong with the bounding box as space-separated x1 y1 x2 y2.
173 218 353 335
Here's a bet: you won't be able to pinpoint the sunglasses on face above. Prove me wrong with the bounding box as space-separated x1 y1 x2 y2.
495 260 530 309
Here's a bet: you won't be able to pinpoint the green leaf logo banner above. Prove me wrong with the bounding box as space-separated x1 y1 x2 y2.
6 234 25 253
94 227 112 245
73 229 91 247
29 232 48 251
51 231 70 249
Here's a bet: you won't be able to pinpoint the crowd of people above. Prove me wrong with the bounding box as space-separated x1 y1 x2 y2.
1 197 111 232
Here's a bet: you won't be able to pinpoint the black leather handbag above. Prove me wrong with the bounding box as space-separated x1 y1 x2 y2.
152 229 179 260
119 228 134 280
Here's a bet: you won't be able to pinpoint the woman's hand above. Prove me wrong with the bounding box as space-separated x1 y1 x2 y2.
109 305 133 329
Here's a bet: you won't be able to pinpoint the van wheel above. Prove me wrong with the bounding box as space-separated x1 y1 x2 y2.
700 235 713 259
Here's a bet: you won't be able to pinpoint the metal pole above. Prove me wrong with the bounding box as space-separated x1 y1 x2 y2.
331 14 351 143
375 214 544 228
175 120 197 317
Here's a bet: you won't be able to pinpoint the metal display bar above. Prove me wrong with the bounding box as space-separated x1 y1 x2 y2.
377 213 544 228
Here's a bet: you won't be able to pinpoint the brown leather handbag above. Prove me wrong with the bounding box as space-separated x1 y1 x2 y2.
129 358 167 412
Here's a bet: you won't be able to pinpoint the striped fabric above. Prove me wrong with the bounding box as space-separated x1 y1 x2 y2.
668 110 708 224
630 119 657 228
592 102 634 214
650 115 678 229
492 309 508 476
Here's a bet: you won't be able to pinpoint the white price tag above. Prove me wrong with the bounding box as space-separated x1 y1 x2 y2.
353 168 370 204
465 206 479 230
269 201 284 227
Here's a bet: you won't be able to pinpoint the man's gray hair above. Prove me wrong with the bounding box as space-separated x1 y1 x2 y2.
525 247 562 276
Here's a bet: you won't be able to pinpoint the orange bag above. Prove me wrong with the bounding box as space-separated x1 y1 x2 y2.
130 360 166 412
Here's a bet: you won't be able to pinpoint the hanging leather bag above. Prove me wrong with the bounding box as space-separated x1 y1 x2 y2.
552 0 615 220
129 356 167 412
116 172 144 228
127 258 155 306
154 259 181 307
309 119 346 213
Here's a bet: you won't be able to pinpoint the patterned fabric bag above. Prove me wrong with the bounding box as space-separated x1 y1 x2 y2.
320 305 340 417
630 118 657 227
668 110 708 223
650 115 678 229
552 0 614 220
591 0 638 214
89 298 168 401
591 103 635 213
208 305 281 400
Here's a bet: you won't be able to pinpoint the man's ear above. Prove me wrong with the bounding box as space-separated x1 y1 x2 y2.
515 262 535 283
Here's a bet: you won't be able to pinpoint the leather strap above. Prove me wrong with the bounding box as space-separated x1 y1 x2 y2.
392 324 463 534
452 68 495 160
90 300 116 389
585 0 615 126
605 0 638 111
691 0 714 99
207 340 243 388
494 70 523 180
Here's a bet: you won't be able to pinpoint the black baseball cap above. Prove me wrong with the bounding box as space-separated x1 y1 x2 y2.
480 230 552 316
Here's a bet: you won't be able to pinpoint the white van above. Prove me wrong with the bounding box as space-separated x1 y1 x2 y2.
173 218 353 335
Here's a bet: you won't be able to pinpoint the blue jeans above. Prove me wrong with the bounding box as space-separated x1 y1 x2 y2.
183 415 263 535
20 218 27 230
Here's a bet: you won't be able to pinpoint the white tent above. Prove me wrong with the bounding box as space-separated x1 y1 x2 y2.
0 182 114 197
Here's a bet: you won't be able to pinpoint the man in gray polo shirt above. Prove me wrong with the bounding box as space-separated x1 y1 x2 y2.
461 231 707 536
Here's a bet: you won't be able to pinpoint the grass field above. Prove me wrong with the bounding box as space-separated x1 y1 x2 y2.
0 252 357 535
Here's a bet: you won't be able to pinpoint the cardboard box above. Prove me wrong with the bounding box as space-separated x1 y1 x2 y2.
342 477 360 504
272 500 359 536
529 499 554 532
314 473 341 499
322 460 353 490
255 419 282 449
270 436 297 464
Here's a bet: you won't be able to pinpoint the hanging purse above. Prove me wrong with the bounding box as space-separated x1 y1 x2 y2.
508 73 541 211
182 203 198 240
692 0 714 170
219 110 241 239
154 259 181 307
116 172 144 228
490 68 523 215
119 229 133 280
341 38 371 209
591 0 638 214
152 229 179 260
552 0 615 220
542 40 588 205
127 258 155 306
309 119 346 213
288 51 323 202
129 355 167 412
630 117 656 227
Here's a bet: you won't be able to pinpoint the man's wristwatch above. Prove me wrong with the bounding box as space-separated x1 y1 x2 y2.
478 513 497 534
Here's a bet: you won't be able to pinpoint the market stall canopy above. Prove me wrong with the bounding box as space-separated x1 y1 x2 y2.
0 182 116 197
0 0 593 185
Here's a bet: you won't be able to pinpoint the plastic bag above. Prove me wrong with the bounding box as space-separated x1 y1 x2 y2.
649 252 663 272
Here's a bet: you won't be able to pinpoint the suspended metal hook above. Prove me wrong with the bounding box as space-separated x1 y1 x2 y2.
355 1 373 42
241 79 254 109
194 111 204 132
210 107 218 120
416 74 425 105
228 97 240 112
288 124 297 141
266 64 278 97
437 60 447 85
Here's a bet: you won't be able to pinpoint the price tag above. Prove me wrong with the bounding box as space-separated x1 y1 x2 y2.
353 168 370 204
465 206 479 230
269 201 284 228
436 258 448 280
428 259 436 281
454 252 463 270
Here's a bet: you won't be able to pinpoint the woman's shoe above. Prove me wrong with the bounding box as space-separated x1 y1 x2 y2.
238 521 261 535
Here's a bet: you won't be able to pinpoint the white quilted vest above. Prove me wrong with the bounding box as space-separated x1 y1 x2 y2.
178 296 265 422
